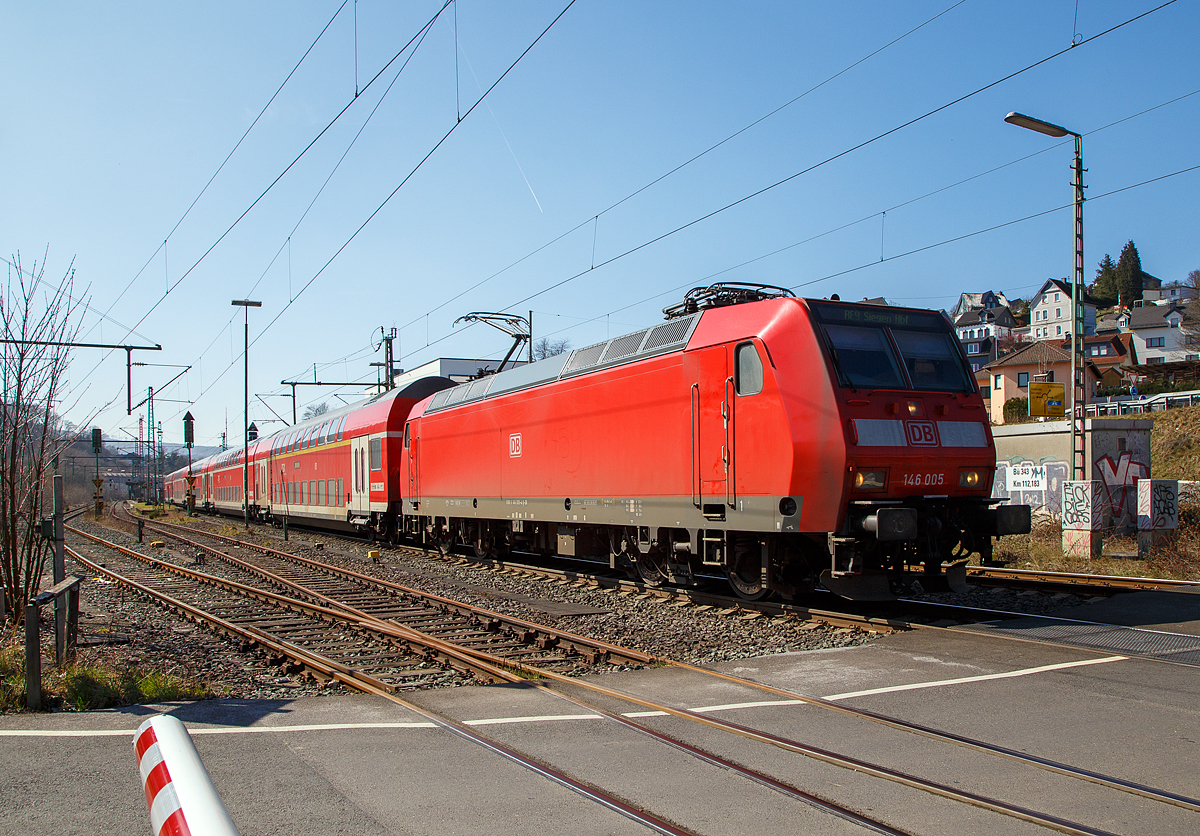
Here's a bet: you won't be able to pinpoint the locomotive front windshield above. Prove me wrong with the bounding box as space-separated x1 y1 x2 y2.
811 302 975 393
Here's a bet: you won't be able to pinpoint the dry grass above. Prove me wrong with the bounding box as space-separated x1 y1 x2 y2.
0 637 210 713
993 517 1200 581
989 405 1200 581
1149 403 1200 480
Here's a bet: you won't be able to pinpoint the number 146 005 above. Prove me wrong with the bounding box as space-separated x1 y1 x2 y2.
903 472 944 487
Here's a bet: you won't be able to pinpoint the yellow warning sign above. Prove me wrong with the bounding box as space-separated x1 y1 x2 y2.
1029 382 1066 418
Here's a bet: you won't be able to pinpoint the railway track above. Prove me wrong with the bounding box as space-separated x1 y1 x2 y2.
967 564 1200 594
141 505 1200 670
83 505 1200 835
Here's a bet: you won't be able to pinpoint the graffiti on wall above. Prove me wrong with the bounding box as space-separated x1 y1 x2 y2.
993 449 1149 532
992 458 1069 516
1061 481 1102 530
1137 479 1179 530
1095 451 1148 532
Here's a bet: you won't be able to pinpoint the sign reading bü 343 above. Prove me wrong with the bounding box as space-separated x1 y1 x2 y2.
1006 464 1046 492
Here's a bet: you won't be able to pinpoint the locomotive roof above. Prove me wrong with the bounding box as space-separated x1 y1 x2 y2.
420 296 960 416
422 310 704 415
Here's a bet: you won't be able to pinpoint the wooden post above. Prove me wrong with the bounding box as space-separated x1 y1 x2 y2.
24 602 41 711
53 475 66 663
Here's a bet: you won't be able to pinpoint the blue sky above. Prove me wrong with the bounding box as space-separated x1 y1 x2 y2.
3 1 1197 447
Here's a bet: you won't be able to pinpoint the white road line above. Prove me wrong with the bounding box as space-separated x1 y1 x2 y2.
0 655 1128 738
823 655 1128 700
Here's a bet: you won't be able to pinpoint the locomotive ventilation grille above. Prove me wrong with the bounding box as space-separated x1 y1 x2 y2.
425 312 701 414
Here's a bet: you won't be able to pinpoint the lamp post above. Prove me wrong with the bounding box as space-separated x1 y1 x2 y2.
231 300 261 529
1005 112 1087 480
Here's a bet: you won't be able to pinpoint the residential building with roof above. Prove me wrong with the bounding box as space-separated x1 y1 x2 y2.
1028 279 1097 341
1056 333 1136 389
1143 283 1197 304
1096 303 1193 364
954 306 1018 372
951 290 1011 321
982 340 1099 425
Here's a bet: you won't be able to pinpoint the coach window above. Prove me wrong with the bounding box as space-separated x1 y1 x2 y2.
317 480 324 506
315 422 326 446
735 342 763 396
369 437 382 471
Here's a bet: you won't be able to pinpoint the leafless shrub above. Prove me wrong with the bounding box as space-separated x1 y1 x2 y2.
1 251 90 624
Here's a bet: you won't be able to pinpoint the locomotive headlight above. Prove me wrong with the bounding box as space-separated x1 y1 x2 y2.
853 469 887 491
959 469 986 488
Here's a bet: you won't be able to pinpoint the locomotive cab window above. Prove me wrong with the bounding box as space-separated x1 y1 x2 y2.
811 302 974 393
821 324 906 389
891 330 974 392
369 437 382 471
403 423 410 449
735 342 763 396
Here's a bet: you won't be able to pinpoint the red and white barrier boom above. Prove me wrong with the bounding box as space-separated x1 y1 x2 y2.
133 715 240 836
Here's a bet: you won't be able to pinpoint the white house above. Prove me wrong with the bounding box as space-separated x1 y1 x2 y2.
1028 278 1096 341
1107 304 1195 364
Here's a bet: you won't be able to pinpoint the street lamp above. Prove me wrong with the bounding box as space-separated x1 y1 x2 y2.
231 300 261 529
1005 111 1087 481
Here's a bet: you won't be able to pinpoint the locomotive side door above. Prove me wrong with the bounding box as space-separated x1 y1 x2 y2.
350 435 370 515
691 346 729 505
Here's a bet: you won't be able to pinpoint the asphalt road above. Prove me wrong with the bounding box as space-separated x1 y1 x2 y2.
3 589 1198 836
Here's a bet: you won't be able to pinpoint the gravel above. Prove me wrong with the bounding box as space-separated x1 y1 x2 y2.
49 513 1093 706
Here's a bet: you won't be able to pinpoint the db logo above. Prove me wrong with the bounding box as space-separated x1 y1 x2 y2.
509 433 522 457
905 420 939 447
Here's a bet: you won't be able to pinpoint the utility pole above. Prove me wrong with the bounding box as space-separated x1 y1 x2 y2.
91 427 102 519
231 300 261 530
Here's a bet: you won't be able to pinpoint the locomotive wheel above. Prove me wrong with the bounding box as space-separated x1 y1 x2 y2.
727 546 771 601
473 532 495 559
636 548 670 586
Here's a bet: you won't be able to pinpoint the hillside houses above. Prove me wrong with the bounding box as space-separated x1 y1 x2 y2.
949 276 1197 420
1096 303 1196 364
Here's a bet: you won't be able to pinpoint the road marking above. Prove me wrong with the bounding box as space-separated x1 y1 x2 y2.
0 656 1129 738
822 655 1128 700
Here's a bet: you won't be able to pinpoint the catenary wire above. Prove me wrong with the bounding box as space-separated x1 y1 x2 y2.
492 0 1181 317
525 87 1200 344
90 1 352 331
156 1 578 426
395 0 973 332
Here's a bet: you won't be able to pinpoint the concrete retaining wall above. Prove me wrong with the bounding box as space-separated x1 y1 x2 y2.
991 418 1153 533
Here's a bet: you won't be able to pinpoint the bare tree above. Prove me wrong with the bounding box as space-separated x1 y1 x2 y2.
301 401 329 421
1 252 87 625
531 337 570 361
1182 269 1200 349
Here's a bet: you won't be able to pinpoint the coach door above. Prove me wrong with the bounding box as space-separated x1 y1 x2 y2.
405 423 418 506
691 346 730 509
351 436 370 515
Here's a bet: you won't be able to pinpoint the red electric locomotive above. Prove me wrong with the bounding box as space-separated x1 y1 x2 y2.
169 285 1029 600
398 285 1030 600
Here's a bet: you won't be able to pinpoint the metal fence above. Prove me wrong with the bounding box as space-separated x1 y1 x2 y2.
1087 390 1200 416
